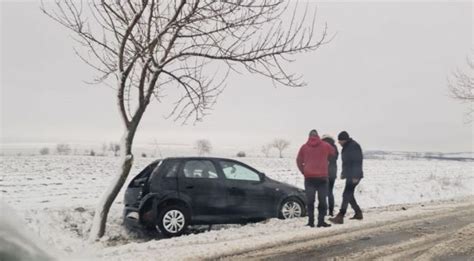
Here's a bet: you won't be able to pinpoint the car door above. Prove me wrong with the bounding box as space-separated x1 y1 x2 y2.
218 160 274 219
177 159 227 222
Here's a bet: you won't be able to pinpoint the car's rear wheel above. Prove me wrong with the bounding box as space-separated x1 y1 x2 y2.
156 205 189 237
279 198 304 219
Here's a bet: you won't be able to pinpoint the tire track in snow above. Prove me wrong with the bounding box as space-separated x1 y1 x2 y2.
220 202 474 261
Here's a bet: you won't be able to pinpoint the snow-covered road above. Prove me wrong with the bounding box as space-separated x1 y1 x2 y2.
92 197 473 260
221 198 474 261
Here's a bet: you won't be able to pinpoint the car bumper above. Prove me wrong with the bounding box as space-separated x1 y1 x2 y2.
123 206 142 230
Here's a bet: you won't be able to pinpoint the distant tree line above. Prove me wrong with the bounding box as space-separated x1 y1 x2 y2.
38 142 122 157
192 138 291 158
364 151 473 162
36 138 294 158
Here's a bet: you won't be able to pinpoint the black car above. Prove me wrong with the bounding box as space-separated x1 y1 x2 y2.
124 157 306 237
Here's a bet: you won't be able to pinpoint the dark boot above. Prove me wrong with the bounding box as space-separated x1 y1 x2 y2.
328 209 334 217
329 213 344 224
350 211 363 220
317 221 332 228
306 215 315 228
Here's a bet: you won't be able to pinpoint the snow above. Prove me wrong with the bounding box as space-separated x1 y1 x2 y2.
74 199 474 260
1 155 473 260
416 222 474 259
0 201 55 261
90 153 134 242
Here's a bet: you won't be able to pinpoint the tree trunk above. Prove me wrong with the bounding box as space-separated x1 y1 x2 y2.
89 125 138 241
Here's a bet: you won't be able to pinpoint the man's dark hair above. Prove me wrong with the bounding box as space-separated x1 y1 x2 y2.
309 129 318 137
338 131 350 141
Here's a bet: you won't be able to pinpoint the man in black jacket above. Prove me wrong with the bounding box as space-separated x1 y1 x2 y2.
329 131 363 224
322 135 339 217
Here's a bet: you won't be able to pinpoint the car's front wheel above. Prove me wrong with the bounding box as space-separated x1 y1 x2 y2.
279 198 304 219
157 205 189 237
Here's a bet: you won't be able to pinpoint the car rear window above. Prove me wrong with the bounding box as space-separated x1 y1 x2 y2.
162 160 180 178
129 161 160 187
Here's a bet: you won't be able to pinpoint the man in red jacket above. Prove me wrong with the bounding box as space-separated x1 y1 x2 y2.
297 129 336 227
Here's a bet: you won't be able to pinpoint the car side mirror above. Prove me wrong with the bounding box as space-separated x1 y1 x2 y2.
259 172 266 181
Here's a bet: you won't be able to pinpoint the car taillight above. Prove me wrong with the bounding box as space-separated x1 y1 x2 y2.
126 211 139 220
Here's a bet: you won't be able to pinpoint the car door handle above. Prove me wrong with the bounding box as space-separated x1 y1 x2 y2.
185 185 194 189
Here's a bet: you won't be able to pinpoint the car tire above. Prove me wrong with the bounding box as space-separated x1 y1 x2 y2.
279 198 305 219
156 205 189 237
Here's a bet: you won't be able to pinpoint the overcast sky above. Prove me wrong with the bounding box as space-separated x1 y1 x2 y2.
1 1 472 153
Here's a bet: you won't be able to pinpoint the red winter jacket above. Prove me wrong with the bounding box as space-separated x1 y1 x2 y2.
296 136 336 178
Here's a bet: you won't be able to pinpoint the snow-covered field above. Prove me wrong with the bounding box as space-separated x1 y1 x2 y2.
1 155 473 260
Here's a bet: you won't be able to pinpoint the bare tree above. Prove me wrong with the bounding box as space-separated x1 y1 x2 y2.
109 143 121 157
261 143 272 158
272 139 290 158
56 143 71 155
39 147 50 155
101 142 108 156
448 55 474 122
42 0 328 240
152 139 163 158
195 139 212 155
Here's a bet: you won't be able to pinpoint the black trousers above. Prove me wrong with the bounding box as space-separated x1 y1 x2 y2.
327 177 336 214
304 177 328 224
339 179 362 215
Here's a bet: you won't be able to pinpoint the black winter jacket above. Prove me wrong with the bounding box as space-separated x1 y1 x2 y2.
322 137 339 179
341 139 364 179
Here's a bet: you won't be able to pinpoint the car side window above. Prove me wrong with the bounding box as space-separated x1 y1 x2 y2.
183 160 218 179
162 160 180 178
219 160 261 182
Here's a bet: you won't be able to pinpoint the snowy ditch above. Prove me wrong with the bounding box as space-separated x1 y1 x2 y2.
1 155 473 260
